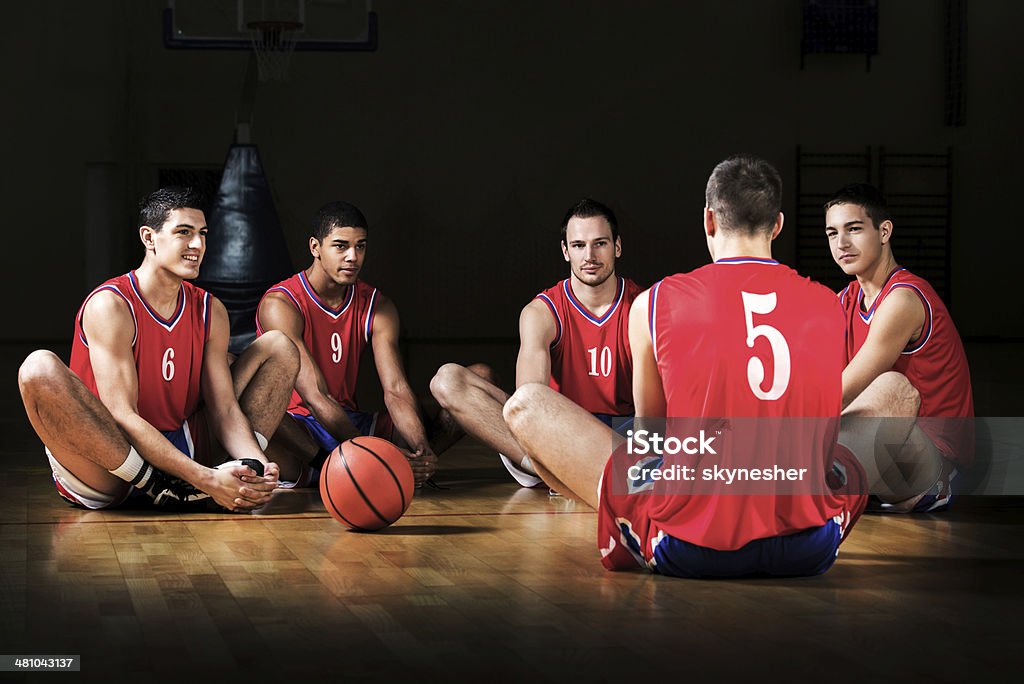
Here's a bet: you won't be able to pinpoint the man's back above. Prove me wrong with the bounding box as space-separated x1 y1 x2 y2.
653 257 843 418
637 257 852 550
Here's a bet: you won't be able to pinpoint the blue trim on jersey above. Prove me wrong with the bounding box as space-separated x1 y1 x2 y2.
79 285 136 348
364 288 378 342
648 280 662 362
202 291 211 340
857 267 906 323
651 520 843 578
129 271 185 331
889 283 933 354
563 276 624 326
838 283 852 307
536 293 562 348
269 286 302 312
298 271 354 319
713 257 780 265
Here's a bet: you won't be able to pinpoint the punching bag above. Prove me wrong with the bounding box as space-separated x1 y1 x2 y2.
197 144 294 354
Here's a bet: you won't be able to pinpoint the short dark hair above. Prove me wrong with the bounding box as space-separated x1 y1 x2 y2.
705 155 783 235
312 201 368 242
824 183 892 228
560 198 619 243
138 187 206 231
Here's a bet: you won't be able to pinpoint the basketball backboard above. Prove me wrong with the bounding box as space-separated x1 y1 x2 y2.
164 0 377 51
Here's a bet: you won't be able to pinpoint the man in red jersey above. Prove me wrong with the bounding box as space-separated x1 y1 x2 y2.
825 183 974 513
257 201 456 487
430 199 641 489
18 187 299 512
504 157 866 578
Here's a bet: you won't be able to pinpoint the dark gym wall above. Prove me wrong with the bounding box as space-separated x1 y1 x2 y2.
3 0 1022 343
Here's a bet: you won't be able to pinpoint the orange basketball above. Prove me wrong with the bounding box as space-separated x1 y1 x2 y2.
319 436 415 531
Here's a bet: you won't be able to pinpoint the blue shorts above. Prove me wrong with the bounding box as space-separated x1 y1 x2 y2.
288 408 394 453
649 521 843 579
593 414 633 434
161 424 196 459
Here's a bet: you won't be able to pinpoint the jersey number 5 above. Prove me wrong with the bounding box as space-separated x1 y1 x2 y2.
741 291 790 400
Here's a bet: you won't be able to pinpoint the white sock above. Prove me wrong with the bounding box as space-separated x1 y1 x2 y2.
254 432 269 450
109 447 154 488
520 454 538 475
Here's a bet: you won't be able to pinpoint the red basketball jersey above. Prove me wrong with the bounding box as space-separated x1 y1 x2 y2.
600 257 859 556
839 267 974 464
535 276 642 416
257 272 379 416
70 271 211 432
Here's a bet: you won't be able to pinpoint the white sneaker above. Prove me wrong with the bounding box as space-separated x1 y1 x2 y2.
498 453 544 488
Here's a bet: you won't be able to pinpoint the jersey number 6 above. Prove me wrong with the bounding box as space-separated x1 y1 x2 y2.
741 291 790 400
161 347 175 382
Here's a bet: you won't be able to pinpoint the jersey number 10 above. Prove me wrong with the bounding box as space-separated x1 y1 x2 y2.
741 291 790 400
587 346 612 377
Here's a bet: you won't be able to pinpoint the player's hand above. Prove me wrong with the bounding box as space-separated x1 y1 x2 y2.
239 460 280 488
205 464 276 512
405 447 438 486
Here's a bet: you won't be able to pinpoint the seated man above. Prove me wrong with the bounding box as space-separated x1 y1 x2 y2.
430 199 641 488
18 187 298 512
257 201 458 488
504 156 866 578
825 183 974 512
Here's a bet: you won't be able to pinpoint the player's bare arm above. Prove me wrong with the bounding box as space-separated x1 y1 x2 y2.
83 290 246 509
515 299 557 388
628 289 667 418
841 287 926 409
257 292 360 441
370 296 436 483
200 297 280 508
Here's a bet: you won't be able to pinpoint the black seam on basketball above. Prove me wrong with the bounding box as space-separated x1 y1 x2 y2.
339 441 390 526
323 451 366 531
351 438 407 511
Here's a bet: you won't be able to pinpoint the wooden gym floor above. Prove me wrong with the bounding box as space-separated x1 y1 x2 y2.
1 345 1022 682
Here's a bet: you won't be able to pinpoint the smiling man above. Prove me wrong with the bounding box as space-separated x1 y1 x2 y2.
825 183 974 512
430 198 641 489
18 187 298 513
256 201 454 488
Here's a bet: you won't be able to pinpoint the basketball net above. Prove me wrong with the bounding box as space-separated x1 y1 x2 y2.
248 21 302 82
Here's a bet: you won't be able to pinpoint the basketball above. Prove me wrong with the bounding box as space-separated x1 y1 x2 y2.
319 436 415 531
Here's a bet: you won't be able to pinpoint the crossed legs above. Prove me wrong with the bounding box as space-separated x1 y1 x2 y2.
840 371 943 509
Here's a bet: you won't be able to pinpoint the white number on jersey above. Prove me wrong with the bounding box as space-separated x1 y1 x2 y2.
331 332 343 363
587 346 613 377
161 347 175 382
741 291 790 400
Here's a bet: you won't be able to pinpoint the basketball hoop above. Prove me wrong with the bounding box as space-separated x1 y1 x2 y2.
247 20 302 82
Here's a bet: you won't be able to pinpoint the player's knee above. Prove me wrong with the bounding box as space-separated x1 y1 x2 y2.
503 383 546 432
260 330 300 374
17 350 64 397
429 363 467 408
879 371 920 417
466 362 498 385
